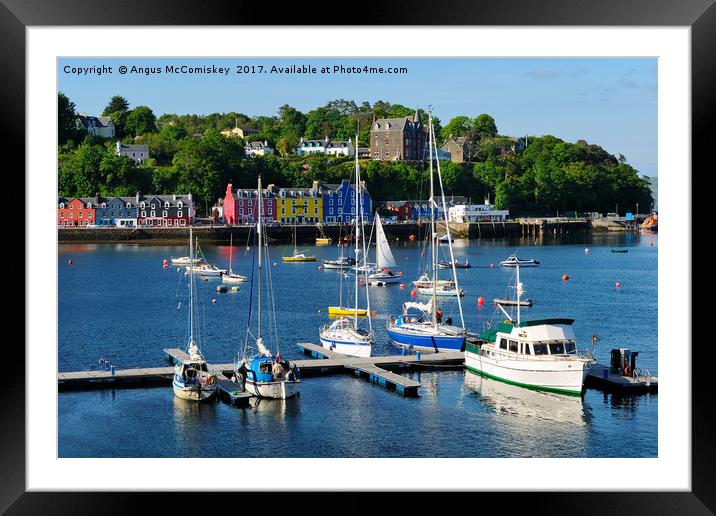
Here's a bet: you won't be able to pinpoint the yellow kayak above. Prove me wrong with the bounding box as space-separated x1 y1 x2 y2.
328 306 367 317
316 237 332 245
283 254 316 262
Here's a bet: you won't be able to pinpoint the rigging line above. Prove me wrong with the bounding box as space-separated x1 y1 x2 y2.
261 220 280 354
242 226 257 361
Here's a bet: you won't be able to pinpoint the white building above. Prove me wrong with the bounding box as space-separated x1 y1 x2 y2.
76 114 115 138
245 140 275 157
325 140 355 157
448 197 509 222
296 137 330 155
116 142 149 164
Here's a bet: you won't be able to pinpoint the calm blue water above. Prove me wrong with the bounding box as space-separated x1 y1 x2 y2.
58 232 658 457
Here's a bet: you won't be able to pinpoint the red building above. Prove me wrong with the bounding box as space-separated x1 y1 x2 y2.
384 201 412 221
224 183 276 224
57 197 95 227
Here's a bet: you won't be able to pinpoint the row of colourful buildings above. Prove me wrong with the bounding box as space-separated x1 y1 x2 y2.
57 193 195 227
223 180 372 225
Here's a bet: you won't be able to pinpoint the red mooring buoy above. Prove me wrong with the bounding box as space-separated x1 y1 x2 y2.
68 259 73 265
477 296 485 306
616 282 621 288
562 274 570 281
400 283 406 289
410 289 417 297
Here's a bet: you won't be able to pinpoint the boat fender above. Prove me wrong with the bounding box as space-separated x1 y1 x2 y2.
623 364 630 377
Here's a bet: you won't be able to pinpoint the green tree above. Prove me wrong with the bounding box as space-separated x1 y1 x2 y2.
58 92 82 145
441 116 473 140
125 106 157 136
473 113 498 139
102 96 129 116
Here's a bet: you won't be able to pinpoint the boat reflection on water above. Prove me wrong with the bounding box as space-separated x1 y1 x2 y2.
464 372 589 427
248 396 301 419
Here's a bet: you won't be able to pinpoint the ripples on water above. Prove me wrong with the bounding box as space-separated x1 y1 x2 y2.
58 233 657 458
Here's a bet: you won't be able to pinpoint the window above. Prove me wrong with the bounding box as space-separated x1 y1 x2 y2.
163 211 168 217
509 340 518 353
533 343 548 355
177 211 182 217
522 343 531 355
549 342 565 355
565 342 577 354
60 212 64 218
141 211 146 217
165 202 169 208
151 211 155 217
498 338 507 350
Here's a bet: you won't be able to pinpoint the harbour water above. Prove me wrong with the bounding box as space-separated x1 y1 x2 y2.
58 232 657 458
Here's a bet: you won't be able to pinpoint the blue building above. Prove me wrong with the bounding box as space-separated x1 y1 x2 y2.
321 179 372 224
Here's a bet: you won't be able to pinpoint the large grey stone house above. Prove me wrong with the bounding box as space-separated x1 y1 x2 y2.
369 111 426 162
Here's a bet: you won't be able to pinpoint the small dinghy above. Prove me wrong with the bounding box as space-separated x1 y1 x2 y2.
437 259 471 269
611 249 629 253
494 297 533 307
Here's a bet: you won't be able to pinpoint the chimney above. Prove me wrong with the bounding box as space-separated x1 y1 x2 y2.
267 183 275 193
312 180 319 192
173 194 177 201
135 191 140 204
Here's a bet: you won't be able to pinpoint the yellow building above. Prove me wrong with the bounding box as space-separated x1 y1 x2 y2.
269 181 323 224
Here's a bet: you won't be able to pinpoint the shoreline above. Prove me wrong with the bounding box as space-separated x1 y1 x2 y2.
58 220 600 244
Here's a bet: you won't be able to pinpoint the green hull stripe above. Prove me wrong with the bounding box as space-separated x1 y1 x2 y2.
465 364 582 396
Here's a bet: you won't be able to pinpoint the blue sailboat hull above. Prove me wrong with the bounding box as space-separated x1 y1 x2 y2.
386 326 465 352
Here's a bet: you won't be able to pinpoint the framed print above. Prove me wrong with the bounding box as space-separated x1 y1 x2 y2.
5 0 710 513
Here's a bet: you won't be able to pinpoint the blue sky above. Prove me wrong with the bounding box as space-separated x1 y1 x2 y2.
58 57 657 176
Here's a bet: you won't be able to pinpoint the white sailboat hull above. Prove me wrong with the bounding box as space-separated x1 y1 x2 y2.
172 381 217 402
222 273 247 283
244 379 300 399
416 286 464 297
465 350 588 396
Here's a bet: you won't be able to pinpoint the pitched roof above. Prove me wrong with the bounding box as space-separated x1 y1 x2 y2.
117 143 149 152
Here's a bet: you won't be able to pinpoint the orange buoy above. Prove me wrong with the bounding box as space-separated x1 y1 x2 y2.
615 282 621 288
163 259 169 265
409 234 415 241
399 283 406 289
370 310 377 316
477 296 485 306
67 259 73 265
359 278 364 285
163 263 169 269
562 274 570 281
410 289 417 297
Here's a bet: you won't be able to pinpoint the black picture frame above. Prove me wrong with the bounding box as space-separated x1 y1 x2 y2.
5 0 708 513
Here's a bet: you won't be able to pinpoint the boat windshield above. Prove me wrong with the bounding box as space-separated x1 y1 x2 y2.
531 340 577 355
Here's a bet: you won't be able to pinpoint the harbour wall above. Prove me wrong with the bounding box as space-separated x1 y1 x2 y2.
58 220 590 244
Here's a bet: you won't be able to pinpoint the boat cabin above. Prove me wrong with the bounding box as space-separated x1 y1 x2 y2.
477 319 578 358
177 360 209 383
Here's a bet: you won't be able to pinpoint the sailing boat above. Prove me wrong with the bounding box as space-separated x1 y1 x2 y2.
386 110 467 352
320 136 374 357
327 240 365 317
235 176 301 399
364 214 403 285
185 237 227 277
465 263 591 396
222 233 247 284
172 227 218 401
282 224 316 262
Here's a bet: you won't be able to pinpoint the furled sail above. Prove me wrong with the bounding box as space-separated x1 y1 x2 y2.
374 214 397 269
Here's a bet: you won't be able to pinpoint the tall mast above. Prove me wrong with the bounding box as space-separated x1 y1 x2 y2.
229 233 233 274
356 134 372 334
516 263 522 325
433 120 465 329
257 176 263 340
354 135 360 330
428 110 437 327
189 226 194 346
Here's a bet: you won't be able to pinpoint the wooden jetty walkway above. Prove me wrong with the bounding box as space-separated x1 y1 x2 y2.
57 345 655 398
